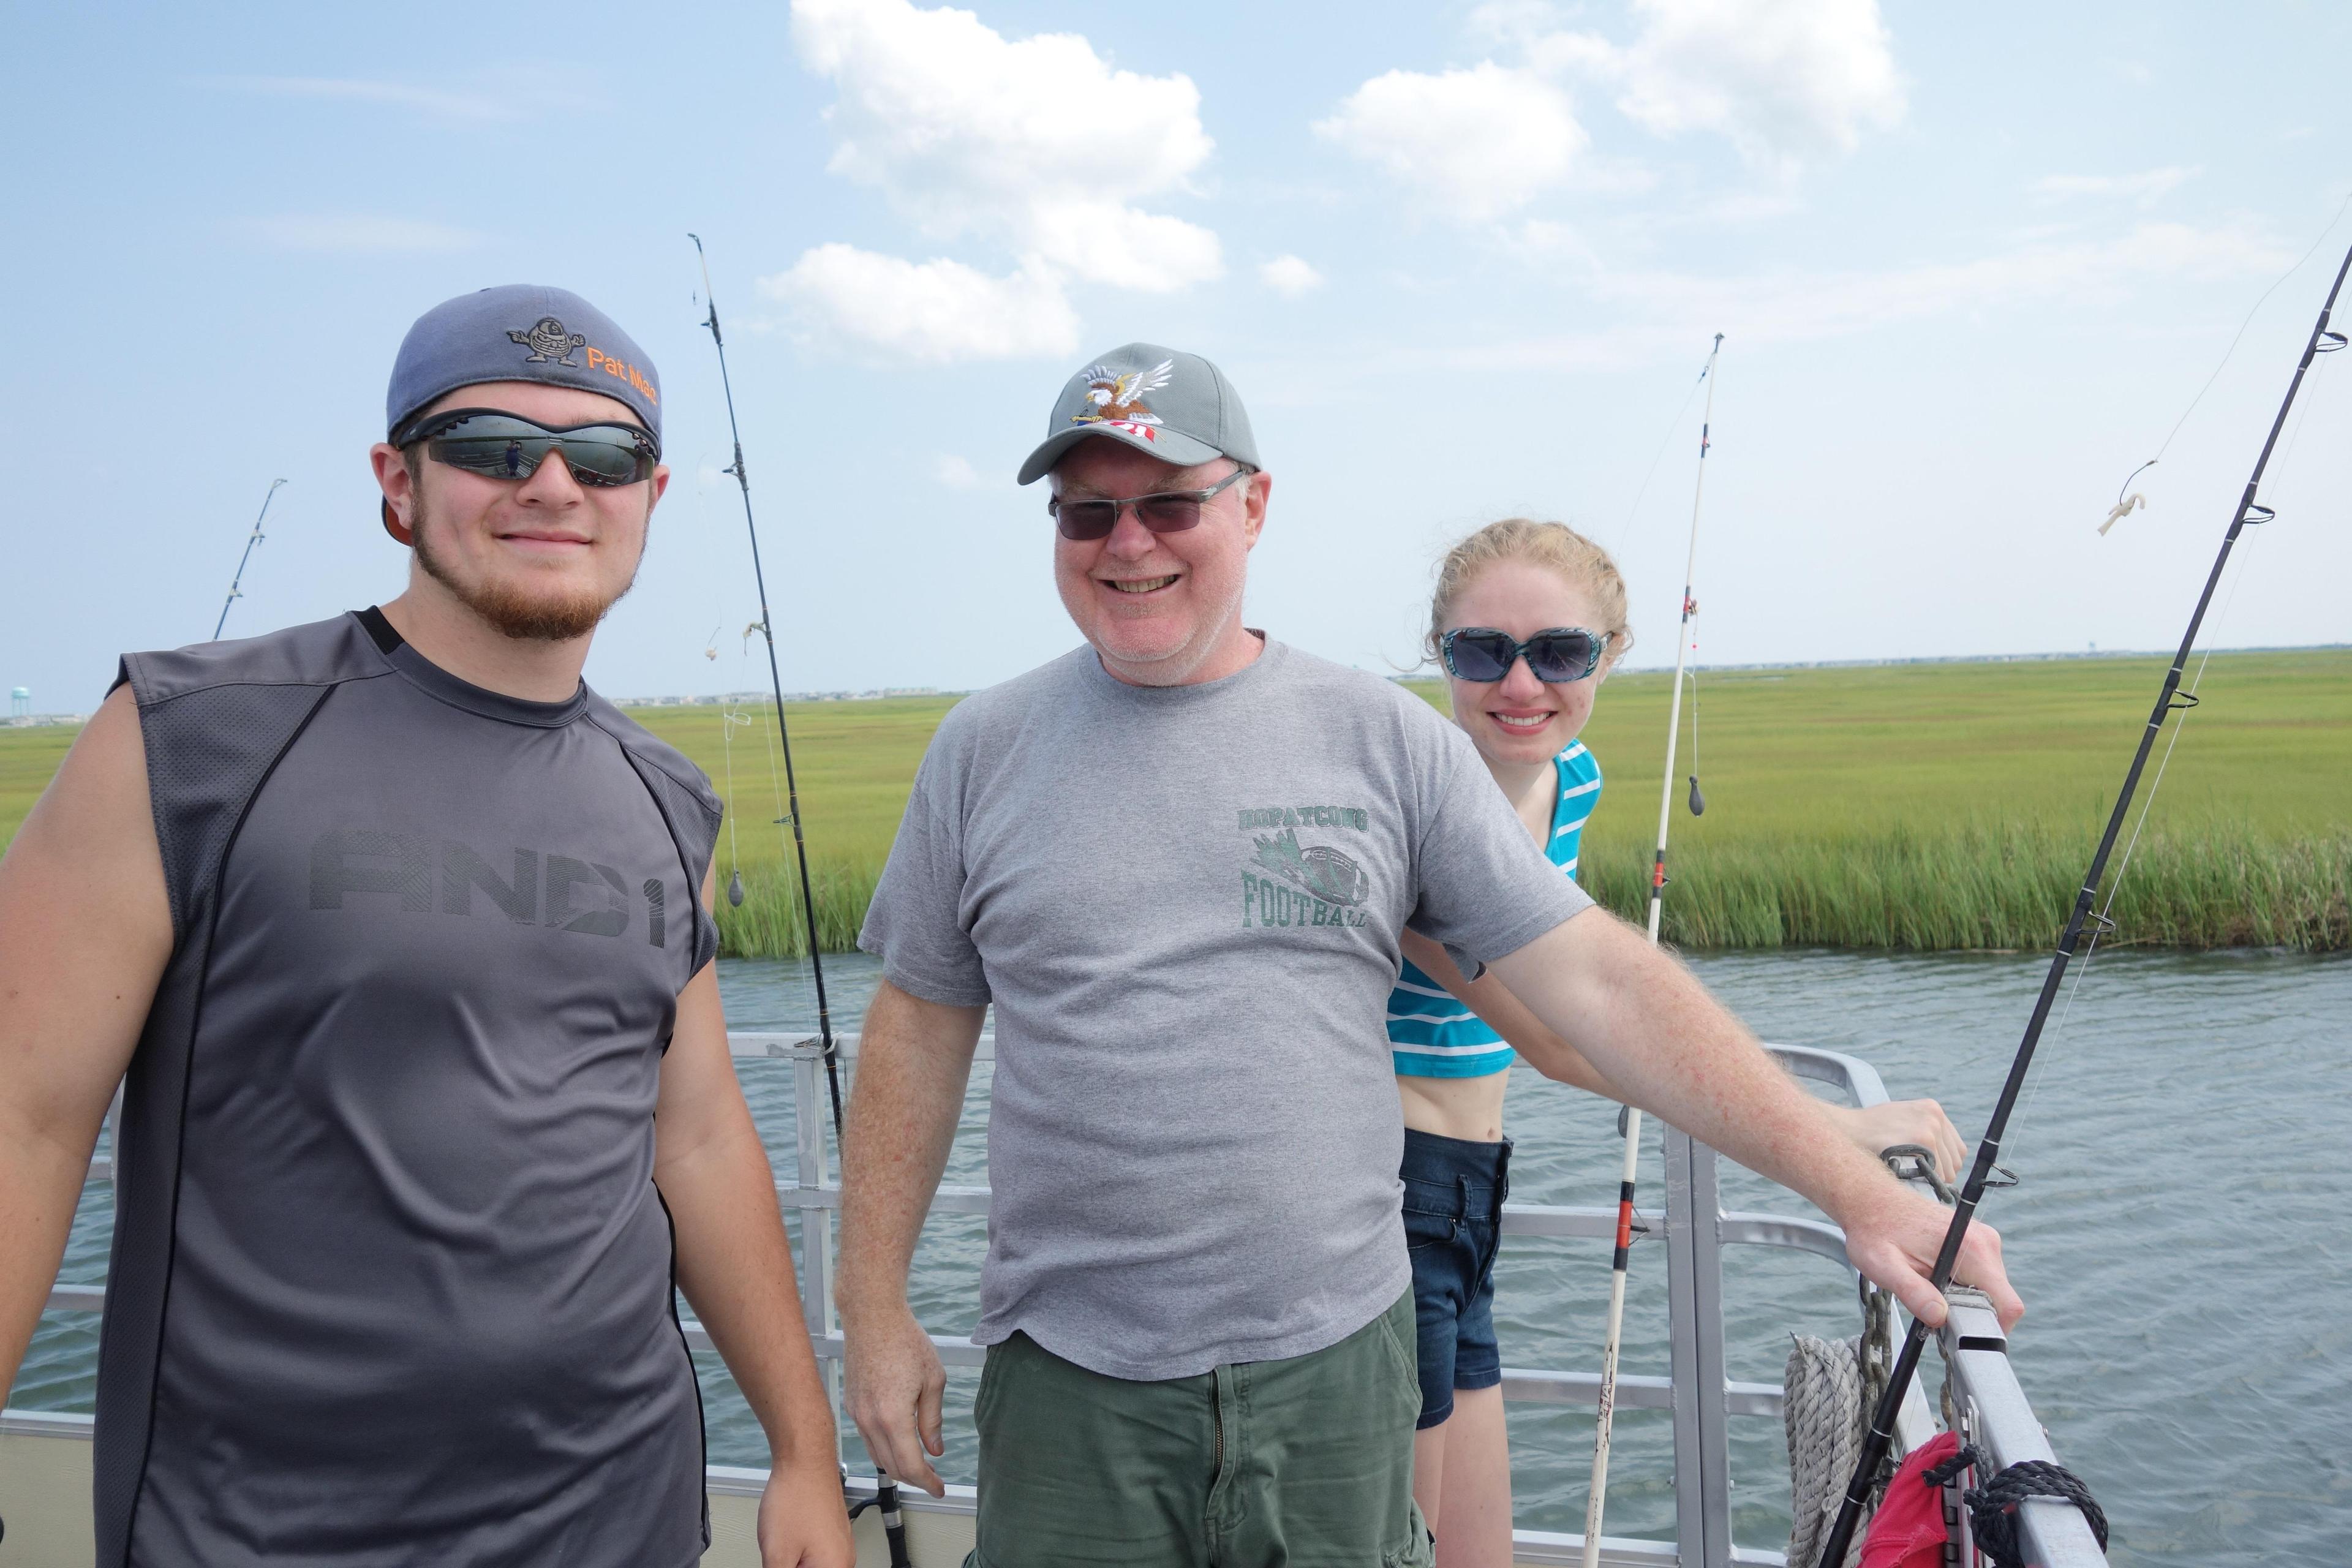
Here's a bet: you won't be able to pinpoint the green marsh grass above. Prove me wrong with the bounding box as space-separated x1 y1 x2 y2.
4 649 2343 954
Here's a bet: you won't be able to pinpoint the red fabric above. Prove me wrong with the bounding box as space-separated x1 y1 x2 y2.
1860 1431 1961 1568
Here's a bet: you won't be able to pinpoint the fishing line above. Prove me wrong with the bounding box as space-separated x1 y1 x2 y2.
1814 239 2352 1568
1685 662 1706 818
2099 352 2329 935
1585 331 1724 1568
2020 325 2342 1171
717 699 756 910
1608 351 1714 558
2005 355 2331 1182
2106 186 2352 518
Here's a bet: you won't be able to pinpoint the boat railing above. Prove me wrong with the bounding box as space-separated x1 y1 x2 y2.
31 1034 2105 1568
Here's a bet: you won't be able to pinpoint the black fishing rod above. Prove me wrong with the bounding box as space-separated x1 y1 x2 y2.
688 236 911 1568
1815 241 2352 1566
687 235 845 1145
214 477 285 639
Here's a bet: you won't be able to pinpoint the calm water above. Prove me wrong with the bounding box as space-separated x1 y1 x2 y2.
17 949 2348 1565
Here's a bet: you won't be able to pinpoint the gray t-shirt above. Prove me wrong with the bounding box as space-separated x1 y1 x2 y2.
859 638 1591 1380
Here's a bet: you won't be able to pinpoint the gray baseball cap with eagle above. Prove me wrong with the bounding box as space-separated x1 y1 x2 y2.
386 284 661 443
1016 342 1260 484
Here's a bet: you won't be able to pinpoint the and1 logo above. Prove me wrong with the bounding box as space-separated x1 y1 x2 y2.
1237 805 1373 931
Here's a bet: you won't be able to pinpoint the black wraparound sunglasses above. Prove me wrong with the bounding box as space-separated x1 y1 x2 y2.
1047 465 1253 541
1441 627 1613 685
393 409 660 488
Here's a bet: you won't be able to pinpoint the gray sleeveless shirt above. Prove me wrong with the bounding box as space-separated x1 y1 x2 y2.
97 609 722 1567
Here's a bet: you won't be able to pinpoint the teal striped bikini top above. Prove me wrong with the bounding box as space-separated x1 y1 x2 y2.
1387 741 1602 1077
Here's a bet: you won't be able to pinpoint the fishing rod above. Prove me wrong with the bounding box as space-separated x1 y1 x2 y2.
1814 243 2352 1568
213 478 285 639
688 235 846 1146
1583 331 1722 1568
688 235 911 1568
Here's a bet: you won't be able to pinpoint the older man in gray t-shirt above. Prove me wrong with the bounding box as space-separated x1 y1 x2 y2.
840 344 2018 1567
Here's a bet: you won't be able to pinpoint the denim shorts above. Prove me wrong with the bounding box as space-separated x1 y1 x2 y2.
1401 1129 1511 1430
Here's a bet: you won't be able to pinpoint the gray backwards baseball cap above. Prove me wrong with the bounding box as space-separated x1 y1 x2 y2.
380 285 660 541
386 284 661 442
1016 342 1259 484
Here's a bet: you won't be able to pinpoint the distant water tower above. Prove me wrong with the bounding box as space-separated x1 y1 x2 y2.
9 687 28 720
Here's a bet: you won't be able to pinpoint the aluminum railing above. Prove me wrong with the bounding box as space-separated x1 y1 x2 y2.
28 1034 2104 1568
1937 1291 2108 1568
741 1032 1958 1568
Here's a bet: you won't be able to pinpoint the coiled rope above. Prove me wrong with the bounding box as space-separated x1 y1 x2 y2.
1784 1278 1894 1568
1920 1443 2110 1567
1787 1140 1970 1567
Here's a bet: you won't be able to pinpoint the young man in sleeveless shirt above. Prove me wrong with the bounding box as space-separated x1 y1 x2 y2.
837 344 2025 1566
0 287 854 1568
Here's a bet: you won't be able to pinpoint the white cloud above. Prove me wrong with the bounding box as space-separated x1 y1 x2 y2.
234 214 482 253
1321 0 1898 216
931 454 986 489
758 244 1079 363
1536 0 1907 174
789 0 1221 290
2032 165 2200 208
1314 62 1586 219
1447 221 2291 369
1259 255 1324 296
1467 1 1566 48
1022 202 1224 293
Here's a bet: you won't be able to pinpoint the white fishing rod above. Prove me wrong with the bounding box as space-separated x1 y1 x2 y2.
1583 331 1721 1568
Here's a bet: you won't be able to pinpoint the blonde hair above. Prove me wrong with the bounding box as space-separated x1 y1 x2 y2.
1425 518 1634 669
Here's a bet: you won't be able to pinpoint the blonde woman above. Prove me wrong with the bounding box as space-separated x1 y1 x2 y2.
1390 519 1964 1566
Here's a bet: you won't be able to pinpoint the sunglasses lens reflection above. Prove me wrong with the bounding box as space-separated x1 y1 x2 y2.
1526 631 1599 681
426 417 654 488
1447 632 1516 682
1132 497 1205 532
1054 495 1210 541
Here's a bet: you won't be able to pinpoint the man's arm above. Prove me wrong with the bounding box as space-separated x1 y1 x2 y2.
1400 929 1616 1096
655 865 851 1568
835 978 984 1498
1487 909 2021 1329
1401 929 1966 1180
0 687 173 1395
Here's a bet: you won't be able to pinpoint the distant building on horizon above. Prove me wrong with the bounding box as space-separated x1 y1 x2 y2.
614 687 949 709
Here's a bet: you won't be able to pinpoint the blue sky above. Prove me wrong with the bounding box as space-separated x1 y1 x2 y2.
4 1 2348 710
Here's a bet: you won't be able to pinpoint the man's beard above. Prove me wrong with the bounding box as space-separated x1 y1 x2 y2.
412 497 642 642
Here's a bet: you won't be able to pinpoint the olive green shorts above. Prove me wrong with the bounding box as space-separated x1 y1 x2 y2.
965 1288 1432 1568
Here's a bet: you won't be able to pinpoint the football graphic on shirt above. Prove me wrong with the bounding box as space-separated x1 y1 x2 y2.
1251 827 1369 907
